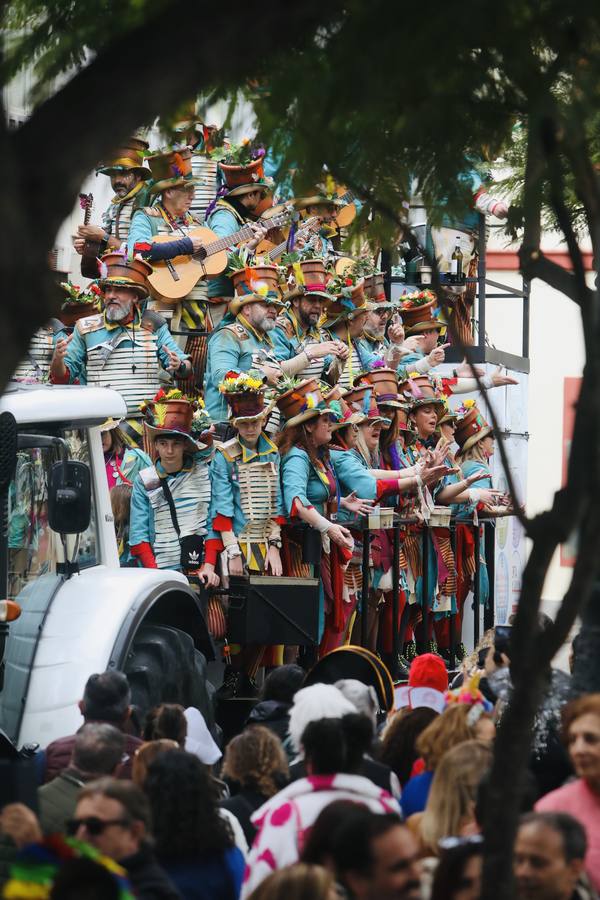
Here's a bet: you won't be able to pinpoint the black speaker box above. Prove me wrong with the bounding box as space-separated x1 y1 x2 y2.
226 576 320 645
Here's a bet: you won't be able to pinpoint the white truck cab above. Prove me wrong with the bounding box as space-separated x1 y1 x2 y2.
0 383 215 749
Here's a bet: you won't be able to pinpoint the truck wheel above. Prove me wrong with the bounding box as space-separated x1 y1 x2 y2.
124 624 215 736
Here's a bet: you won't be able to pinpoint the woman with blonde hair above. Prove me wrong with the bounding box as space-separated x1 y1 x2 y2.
413 739 493 855
246 864 337 900
401 704 481 818
220 725 289 845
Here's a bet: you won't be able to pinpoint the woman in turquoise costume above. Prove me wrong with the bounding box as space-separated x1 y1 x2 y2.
453 401 512 617
276 379 370 655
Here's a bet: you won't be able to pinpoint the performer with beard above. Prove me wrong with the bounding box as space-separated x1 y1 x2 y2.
74 137 151 255
50 251 191 416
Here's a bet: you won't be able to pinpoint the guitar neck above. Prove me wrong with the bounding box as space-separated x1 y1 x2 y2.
203 224 257 256
268 219 318 261
338 189 354 205
202 214 288 258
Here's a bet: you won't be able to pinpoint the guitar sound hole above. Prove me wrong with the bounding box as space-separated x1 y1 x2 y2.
196 245 207 261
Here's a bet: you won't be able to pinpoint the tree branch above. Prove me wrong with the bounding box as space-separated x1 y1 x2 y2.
13 0 341 248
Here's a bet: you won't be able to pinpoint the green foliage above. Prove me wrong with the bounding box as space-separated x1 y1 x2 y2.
2 0 171 102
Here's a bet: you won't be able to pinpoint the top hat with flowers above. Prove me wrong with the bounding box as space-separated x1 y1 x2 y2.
283 257 331 302
140 389 212 454
321 273 374 327
399 290 443 336
454 400 492 456
219 370 270 422
58 280 103 326
209 139 273 200
354 362 403 408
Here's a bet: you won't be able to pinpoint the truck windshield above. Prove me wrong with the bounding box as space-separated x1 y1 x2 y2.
8 427 98 598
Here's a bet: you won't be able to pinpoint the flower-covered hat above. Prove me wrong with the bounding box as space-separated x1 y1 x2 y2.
356 387 391 428
219 370 269 422
59 280 103 326
399 290 443 336
321 274 374 327
141 389 212 454
210 139 272 199
98 250 152 299
276 378 339 429
97 136 151 180
147 147 202 194
438 397 459 427
454 400 492 455
328 396 367 431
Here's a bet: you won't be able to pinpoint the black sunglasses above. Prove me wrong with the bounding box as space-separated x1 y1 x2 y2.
66 816 130 836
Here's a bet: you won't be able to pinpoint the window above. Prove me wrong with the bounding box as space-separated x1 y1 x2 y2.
8 427 98 599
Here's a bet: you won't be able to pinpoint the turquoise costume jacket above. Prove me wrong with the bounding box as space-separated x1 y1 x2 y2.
208 433 284 537
280 447 337 518
330 448 377 496
204 318 277 423
356 334 387 361
60 310 186 388
400 349 425 368
457 458 492 605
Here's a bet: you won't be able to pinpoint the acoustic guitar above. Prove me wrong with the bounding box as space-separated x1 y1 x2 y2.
78 193 104 279
148 208 294 303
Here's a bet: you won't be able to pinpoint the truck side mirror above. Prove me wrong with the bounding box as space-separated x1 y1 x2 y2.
48 460 91 534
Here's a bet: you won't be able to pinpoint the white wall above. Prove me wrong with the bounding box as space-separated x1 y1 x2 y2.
484 265 586 610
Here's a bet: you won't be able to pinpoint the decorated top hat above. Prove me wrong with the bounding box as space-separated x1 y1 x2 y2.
322 277 373 327
228 265 284 317
399 290 443 336
364 272 394 309
98 251 152 299
284 258 330 302
454 400 492 456
342 384 372 412
356 388 391 428
141 389 212 454
97 136 151 179
355 365 400 406
217 148 272 200
276 378 339 429
328 396 367 431
438 397 459 427
147 147 202 194
219 370 269 422
294 189 355 229
399 373 446 420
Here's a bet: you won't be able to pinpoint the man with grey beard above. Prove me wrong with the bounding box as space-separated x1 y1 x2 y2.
51 252 190 416
205 266 334 427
